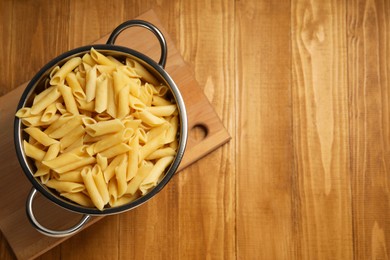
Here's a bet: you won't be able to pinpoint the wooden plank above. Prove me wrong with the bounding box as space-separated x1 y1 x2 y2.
291 0 353 259
347 0 390 259
176 0 236 259
236 1 293 259
0 10 230 260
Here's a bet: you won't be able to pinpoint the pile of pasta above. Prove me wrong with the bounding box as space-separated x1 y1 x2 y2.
16 48 179 210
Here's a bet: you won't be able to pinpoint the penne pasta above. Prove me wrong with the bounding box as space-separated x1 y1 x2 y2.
50 57 82 85
85 118 124 137
65 72 86 100
30 87 61 115
95 73 108 113
61 192 94 207
139 156 174 195
126 160 153 195
115 154 128 197
46 179 85 193
81 166 105 210
24 127 58 146
23 140 46 161
92 165 110 205
85 66 97 102
17 48 180 210
58 84 79 115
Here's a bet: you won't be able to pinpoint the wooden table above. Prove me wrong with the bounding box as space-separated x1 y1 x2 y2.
1 0 389 259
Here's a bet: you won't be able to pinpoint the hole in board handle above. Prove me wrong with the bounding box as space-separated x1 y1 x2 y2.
190 124 209 142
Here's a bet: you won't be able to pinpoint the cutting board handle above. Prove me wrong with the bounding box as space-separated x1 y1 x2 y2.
26 188 91 237
106 20 168 68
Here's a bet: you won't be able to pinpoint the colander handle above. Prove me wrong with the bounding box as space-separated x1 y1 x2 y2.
26 188 91 237
106 20 167 68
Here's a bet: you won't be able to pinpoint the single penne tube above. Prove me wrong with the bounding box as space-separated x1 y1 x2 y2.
65 72 86 100
134 110 166 127
117 84 130 119
129 94 147 110
110 193 139 207
103 153 126 182
46 179 85 193
106 74 117 118
115 155 128 197
126 160 153 195
58 84 79 115
15 107 32 118
61 192 95 207
139 156 174 195
24 140 46 161
95 73 108 113
145 147 176 160
90 48 118 67
126 58 159 85
34 143 61 177
24 127 58 146
108 178 118 207
126 134 139 181
85 118 124 137
55 169 83 183
30 86 61 115
92 165 110 205
55 156 96 173
99 143 131 159
81 166 105 210
152 95 173 106
50 57 82 85
85 66 97 102
22 114 60 127
41 103 58 122
146 104 177 117
48 115 82 139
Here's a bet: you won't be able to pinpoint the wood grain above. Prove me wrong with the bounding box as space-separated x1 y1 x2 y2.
292 0 353 259
347 0 390 259
1 0 390 259
236 1 293 259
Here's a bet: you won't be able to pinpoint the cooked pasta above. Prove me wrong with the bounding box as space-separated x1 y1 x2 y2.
16 48 180 211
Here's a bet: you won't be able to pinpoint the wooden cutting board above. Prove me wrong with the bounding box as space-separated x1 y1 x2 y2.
0 10 230 260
